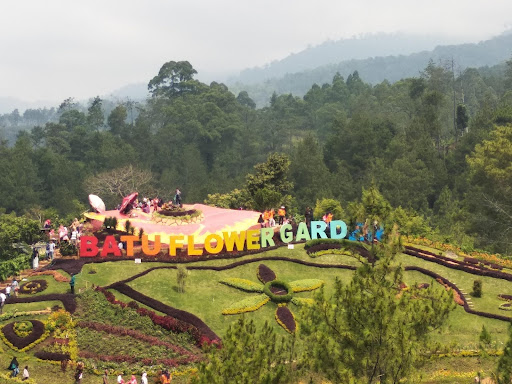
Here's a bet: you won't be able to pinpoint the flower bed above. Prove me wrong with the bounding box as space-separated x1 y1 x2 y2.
13 321 33 338
153 208 203 225
257 264 276 283
404 246 512 283
19 279 48 294
34 351 71 361
95 286 218 346
6 294 76 313
288 279 324 293
275 306 296 333
263 280 293 303
405 236 512 269
219 278 264 292
499 302 512 311
1 320 48 351
222 294 270 315
31 270 70 282
498 294 512 301
76 321 199 360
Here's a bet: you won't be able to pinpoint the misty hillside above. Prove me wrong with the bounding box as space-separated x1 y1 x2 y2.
229 32 512 106
233 33 449 85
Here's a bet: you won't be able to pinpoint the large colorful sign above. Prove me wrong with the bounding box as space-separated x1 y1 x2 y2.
80 220 347 257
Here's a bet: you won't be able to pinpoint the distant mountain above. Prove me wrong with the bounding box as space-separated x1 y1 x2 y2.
0 97 57 114
105 82 149 101
229 32 512 106
232 33 450 85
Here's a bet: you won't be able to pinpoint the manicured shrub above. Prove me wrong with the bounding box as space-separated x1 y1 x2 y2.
219 278 264 292
222 294 270 315
263 280 293 303
59 242 77 256
473 280 483 298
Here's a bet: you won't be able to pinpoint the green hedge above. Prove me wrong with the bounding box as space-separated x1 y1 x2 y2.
0 254 31 281
304 238 367 250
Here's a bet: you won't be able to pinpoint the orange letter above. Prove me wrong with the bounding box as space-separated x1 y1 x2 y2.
80 236 98 257
120 235 138 257
142 235 161 256
101 235 121 257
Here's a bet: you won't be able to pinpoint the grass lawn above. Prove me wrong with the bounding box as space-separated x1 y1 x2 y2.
3 242 512 383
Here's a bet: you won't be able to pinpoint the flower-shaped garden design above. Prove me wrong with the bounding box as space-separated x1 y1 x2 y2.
20 279 48 294
220 264 324 333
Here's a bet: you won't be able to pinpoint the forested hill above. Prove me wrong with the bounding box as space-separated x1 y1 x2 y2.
2 59 512 255
229 32 512 106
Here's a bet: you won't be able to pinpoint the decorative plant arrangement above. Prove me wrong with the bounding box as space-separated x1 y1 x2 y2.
19 279 48 294
220 264 324 333
152 206 202 225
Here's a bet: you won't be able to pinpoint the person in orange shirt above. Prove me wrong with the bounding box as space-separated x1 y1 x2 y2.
326 212 333 231
263 210 270 228
278 206 286 225
268 208 275 227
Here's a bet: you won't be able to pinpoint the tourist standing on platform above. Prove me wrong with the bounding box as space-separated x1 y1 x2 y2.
174 188 182 206
278 206 286 225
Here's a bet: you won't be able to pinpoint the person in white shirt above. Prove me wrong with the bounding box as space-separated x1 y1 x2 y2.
22 366 29 380
11 279 19 297
0 292 6 314
5 285 11 297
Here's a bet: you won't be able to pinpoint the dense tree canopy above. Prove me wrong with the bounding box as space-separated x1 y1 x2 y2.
1 58 512 252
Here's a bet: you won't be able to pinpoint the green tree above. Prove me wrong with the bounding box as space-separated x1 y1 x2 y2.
148 60 200 98
192 318 297 384
496 324 512 383
467 124 512 251
246 153 293 211
300 236 455 383
313 198 344 221
87 96 104 129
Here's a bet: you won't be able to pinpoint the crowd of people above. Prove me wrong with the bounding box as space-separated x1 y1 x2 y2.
119 189 183 215
258 206 290 228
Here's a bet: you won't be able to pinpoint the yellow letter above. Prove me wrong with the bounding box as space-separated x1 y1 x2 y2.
223 231 246 252
204 234 223 254
169 235 184 256
187 235 203 256
246 230 261 250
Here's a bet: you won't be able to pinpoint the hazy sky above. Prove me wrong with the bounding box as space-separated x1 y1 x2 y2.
1 0 511 103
